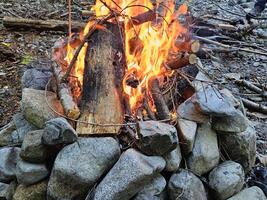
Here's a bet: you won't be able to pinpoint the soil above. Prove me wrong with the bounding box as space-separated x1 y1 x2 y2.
0 0 266 153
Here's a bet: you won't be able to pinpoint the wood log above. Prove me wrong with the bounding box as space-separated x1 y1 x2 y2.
241 98 267 114
3 16 86 32
76 23 125 135
52 62 80 120
165 53 197 70
149 78 170 120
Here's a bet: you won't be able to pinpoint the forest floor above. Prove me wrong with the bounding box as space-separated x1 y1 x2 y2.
0 0 266 154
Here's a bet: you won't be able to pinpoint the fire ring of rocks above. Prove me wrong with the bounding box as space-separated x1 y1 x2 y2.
0 1 265 200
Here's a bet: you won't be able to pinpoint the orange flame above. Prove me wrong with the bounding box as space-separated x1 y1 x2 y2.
60 0 188 113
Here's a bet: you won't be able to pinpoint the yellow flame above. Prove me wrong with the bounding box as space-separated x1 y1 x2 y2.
63 0 188 112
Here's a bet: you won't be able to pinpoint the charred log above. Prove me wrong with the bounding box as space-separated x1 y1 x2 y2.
76 23 125 135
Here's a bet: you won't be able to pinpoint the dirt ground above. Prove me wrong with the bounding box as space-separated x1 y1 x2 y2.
0 0 266 153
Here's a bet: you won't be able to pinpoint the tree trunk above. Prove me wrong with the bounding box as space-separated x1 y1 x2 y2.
76 23 125 135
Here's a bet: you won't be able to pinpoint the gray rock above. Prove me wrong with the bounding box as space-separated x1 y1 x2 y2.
92 148 166 200
0 121 16 147
0 114 37 147
21 68 52 91
168 169 207 200
137 121 178 156
187 123 220 175
21 88 64 128
5 181 17 200
20 130 49 163
196 86 236 117
212 110 248 133
47 137 120 200
16 158 49 186
0 182 9 200
134 174 166 199
193 71 211 91
219 125 256 173
13 180 48 200
209 161 245 200
42 117 77 146
163 145 182 172
176 118 197 154
220 89 240 108
177 95 210 123
0 147 20 182
134 194 161 200
12 113 38 145
227 186 267 200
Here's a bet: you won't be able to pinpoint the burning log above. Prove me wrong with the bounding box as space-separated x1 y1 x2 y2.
3 16 86 32
149 78 170 120
76 23 125 135
52 62 80 120
165 53 198 70
131 10 156 26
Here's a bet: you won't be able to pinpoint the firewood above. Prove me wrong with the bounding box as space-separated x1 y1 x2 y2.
149 78 170 120
52 62 80 120
165 53 197 70
76 23 125 135
3 16 86 32
131 10 156 26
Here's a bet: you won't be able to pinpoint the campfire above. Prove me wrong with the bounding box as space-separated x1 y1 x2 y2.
52 0 199 135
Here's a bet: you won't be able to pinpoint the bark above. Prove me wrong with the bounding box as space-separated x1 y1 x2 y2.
76 23 125 135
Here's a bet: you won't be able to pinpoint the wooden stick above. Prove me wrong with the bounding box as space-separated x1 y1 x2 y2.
237 80 267 98
242 98 267 114
195 36 267 56
52 62 80 120
149 78 170 120
3 16 86 31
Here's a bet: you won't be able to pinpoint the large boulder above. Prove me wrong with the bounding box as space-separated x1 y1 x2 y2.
47 137 120 200
0 182 9 199
219 125 256 173
12 180 48 200
168 169 207 200
176 118 197 154
16 158 49 186
227 186 267 200
163 145 182 172
187 123 220 175
91 148 166 200
134 174 166 200
20 130 49 163
0 147 20 182
21 88 64 128
209 161 245 200
212 110 248 133
137 121 178 156
42 117 77 146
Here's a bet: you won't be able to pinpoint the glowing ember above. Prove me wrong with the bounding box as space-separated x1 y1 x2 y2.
57 0 189 114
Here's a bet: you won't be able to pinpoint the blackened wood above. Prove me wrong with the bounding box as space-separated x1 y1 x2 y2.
149 78 170 120
76 23 125 135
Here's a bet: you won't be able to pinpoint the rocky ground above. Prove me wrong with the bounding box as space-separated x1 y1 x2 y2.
0 0 266 199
